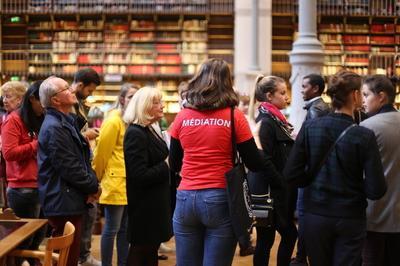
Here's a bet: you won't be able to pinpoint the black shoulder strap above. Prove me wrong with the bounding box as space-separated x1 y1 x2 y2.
313 124 356 176
230 107 238 165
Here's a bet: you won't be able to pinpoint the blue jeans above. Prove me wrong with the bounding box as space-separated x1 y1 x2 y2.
7 187 46 264
101 205 129 266
173 189 237 266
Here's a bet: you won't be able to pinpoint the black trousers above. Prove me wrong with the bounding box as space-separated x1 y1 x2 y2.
304 212 365 266
362 231 400 266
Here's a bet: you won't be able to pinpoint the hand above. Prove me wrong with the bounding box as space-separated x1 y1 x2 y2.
84 128 100 140
86 187 101 204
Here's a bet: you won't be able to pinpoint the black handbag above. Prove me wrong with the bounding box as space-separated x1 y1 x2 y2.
225 108 253 247
225 107 274 246
250 186 274 228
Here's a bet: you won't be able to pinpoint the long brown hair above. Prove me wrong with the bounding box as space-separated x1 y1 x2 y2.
183 58 238 110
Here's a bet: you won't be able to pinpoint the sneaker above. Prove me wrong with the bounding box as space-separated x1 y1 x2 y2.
78 255 101 266
290 257 308 266
159 242 175 253
239 245 255 257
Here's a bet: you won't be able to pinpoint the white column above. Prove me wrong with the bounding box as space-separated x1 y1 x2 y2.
234 0 272 95
289 0 324 132
249 0 260 71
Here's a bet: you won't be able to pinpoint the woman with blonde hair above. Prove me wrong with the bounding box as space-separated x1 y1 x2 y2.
1 81 26 113
92 83 138 266
123 86 172 266
0 81 26 211
2 81 44 266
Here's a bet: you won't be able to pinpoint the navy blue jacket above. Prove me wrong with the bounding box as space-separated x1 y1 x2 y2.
284 113 386 219
38 108 98 217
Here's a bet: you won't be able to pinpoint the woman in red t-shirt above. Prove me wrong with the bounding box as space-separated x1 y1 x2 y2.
169 58 282 266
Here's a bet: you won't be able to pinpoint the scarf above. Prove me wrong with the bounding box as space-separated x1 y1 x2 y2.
259 102 294 138
259 102 288 124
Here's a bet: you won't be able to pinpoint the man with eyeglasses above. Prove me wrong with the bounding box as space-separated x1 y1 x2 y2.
37 76 99 266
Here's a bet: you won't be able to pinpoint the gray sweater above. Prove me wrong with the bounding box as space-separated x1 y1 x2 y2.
361 111 400 232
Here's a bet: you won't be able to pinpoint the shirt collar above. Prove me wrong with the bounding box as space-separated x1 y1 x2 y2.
304 96 322 109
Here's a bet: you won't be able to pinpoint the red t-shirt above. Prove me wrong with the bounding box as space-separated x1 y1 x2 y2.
170 107 253 190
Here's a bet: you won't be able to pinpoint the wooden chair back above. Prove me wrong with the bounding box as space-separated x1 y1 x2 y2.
44 221 75 266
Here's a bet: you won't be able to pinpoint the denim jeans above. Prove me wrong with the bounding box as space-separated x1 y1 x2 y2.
7 187 46 264
101 204 129 266
173 189 237 266
79 202 97 262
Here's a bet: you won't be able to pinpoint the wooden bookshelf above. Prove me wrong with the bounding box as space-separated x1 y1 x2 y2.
0 1 234 114
272 0 400 107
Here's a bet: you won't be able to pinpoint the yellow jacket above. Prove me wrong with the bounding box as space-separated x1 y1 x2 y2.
92 109 127 205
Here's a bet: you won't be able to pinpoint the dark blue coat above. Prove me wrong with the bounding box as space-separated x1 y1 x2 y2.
38 108 98 217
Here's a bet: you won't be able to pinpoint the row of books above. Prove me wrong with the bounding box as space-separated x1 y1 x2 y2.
319 23 400 33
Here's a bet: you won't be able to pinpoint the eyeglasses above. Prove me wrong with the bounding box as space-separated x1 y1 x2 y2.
52 86 73 97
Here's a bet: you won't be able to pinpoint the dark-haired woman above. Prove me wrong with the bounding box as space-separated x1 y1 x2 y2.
169 58 282 266
247 75 297 266
1 80 45 265
284 70 387 266
360 75 400 266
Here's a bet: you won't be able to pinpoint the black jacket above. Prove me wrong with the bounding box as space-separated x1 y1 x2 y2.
124 124 172 245
284 113 387 219
304 97 330 121
247 111 295 227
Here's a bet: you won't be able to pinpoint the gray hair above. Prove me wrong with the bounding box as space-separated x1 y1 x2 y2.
39 76 58 108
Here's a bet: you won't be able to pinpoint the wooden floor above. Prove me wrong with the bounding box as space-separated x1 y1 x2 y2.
91 231 284 266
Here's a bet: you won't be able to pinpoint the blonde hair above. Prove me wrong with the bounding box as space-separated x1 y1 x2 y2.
123 86 162 126
1 81 27 99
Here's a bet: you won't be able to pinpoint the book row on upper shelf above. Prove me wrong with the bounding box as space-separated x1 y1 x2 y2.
28 52 208 64
27 31 209 43
24 18 210 32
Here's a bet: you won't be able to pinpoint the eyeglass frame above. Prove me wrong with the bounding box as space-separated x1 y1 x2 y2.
51 85 73 97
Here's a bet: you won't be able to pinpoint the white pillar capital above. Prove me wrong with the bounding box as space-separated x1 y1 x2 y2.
289 0 324 132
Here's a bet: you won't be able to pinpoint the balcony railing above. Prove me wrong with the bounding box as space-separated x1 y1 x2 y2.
0 0 234 14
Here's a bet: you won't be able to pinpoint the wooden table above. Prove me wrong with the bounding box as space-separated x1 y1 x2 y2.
0 218 47 260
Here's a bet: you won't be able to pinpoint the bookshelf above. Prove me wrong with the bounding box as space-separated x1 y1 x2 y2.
272 0 400 108
0 1 234 115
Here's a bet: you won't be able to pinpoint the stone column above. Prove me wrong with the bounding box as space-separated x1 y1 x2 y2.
249 0 260 71
234 0 271 95
289 0 324 132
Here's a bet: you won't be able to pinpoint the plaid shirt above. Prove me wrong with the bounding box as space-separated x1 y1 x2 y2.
284 113 386 219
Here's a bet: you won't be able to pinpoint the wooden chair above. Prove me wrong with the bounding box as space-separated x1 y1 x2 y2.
9 221 75 266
